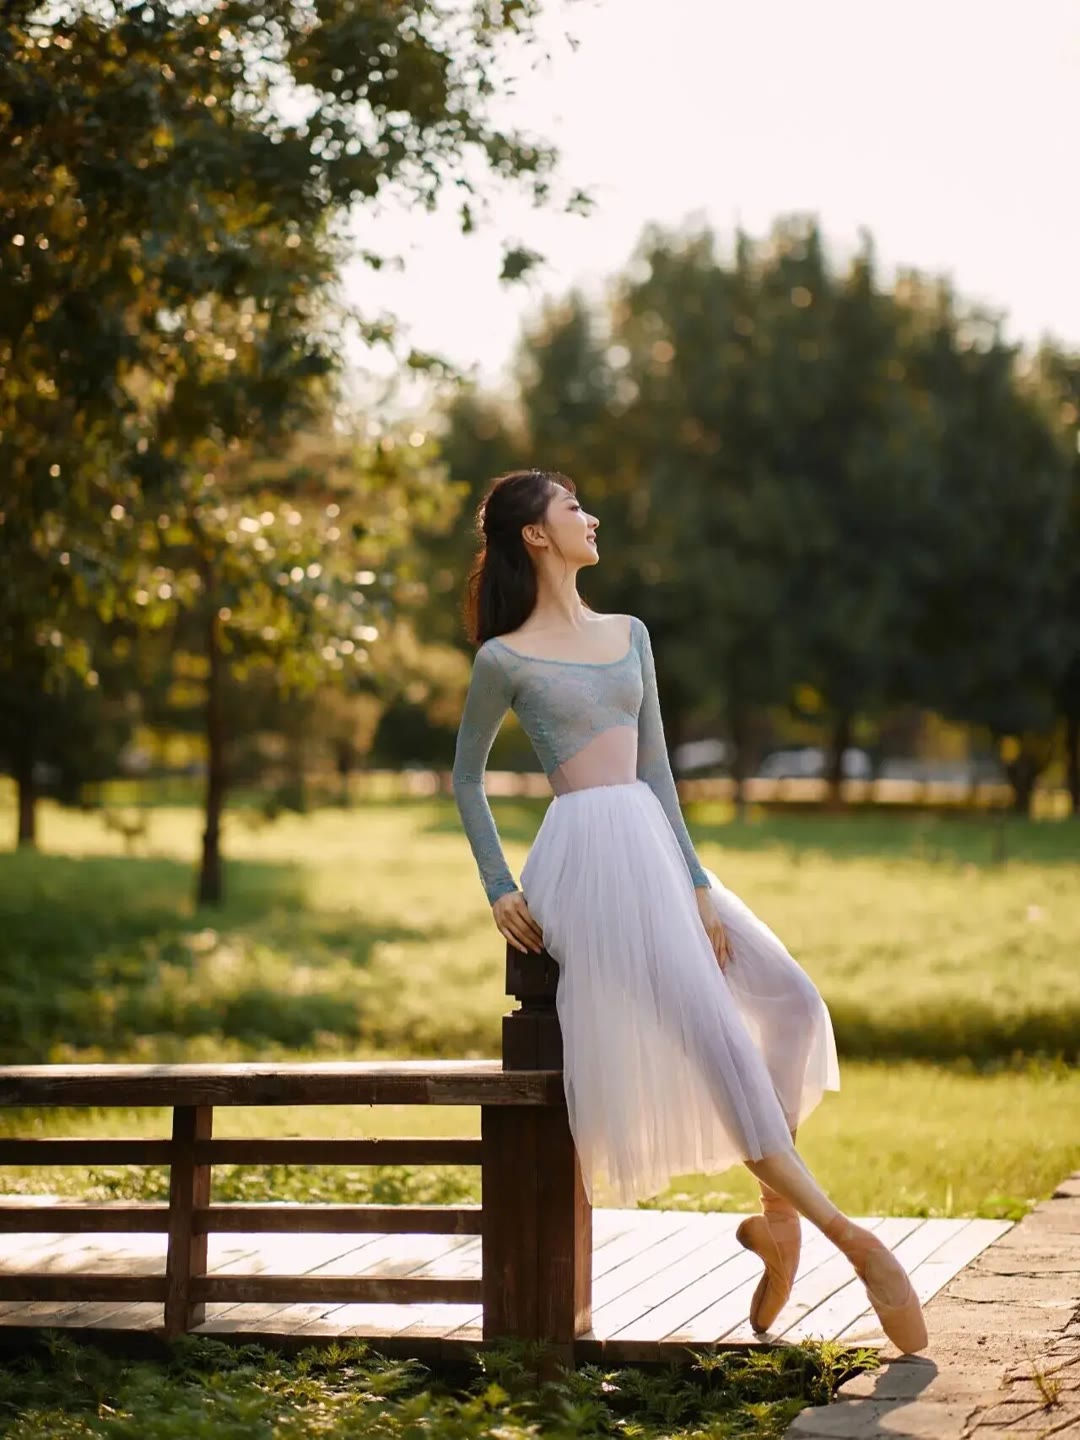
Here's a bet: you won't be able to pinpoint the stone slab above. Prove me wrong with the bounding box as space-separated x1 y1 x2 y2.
784 1170 1080 1440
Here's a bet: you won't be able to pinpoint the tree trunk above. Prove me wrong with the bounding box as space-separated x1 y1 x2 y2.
729 700 751 821
286 723 308 813
196 604 226 906
1065 707 1079 816
826 712 853 809
15 754 36 849
1006 752 1038 818
334 738 353 808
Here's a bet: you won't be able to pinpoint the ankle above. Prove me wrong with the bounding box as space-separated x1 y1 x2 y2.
822 1213 863 1247
761 1191 798 1217
823 1215 889 1261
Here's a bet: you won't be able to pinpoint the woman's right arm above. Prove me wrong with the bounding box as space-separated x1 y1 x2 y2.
451 643 521 906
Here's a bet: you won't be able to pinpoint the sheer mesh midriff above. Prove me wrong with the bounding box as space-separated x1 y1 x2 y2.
452 613 711 902
548 724 638 795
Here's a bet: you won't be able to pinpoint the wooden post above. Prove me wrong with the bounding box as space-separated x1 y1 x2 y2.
163 1104 213 1338
482 942 591 1364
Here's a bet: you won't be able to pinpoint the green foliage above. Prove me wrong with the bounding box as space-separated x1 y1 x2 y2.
0 0 571 668
444 216 1080 808
0 0 586 883
0 1330 872 1440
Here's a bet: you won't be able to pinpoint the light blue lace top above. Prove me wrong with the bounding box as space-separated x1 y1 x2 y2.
451 613 710 903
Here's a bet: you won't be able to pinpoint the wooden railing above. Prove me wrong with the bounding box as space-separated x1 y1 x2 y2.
0 945 592 1357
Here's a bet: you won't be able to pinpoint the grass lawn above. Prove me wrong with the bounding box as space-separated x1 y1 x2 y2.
0 796 1076 1218
0 797 1076 1437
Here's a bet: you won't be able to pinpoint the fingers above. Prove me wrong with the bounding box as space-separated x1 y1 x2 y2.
514 901 544 951
520 909 545 948
715 923 732 971
497 899 545 955
512 923 542 954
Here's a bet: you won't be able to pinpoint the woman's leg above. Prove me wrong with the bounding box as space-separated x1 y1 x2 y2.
745 1144 842 1231
744 1146 913 1310
756 1124 800 1219
739 1124 804 1333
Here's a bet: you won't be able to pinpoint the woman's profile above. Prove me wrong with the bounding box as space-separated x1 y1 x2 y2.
451 467 927 1353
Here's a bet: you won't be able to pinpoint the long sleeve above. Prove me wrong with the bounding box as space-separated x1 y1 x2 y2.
635 619 711 889
451 643 520 905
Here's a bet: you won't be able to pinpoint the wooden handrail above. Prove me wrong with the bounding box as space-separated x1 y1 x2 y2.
0 941 592 1362
0 1060 562 1108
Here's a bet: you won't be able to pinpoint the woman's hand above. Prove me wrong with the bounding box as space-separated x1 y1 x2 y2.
695 884 732 971
492 888 546 955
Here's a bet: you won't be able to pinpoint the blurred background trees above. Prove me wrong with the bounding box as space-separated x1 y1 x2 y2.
443 217 1080 817
2 4 1077 910
1 0 579 898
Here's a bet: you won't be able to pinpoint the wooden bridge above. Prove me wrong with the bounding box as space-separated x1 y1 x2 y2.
0 947 1009 1366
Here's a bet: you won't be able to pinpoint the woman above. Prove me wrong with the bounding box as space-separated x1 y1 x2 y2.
451 468 927 1354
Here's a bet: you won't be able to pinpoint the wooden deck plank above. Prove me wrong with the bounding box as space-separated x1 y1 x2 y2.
0 1235 265 1333
0 1226 104 1319
602 1232 754 1341
363 1302 479 1342
0 1207 1013 1354
608 1220 849 1345
387 1208 648 1344
687 1221 850 1345
675 1216 894 1345
779 1217 934 1342
65 1302 164 1332
262 1233 480 1338
196 1232 474 1337
72 1239 268 1333
197 1232 463 1330
0 1233 167 1328
385 1209 659 1342
436 1207 696 1343
0 1227 114 1274
187 1232 387 1334
0 1233 107 1323
579 1214 737 1336
320 1238 483 1341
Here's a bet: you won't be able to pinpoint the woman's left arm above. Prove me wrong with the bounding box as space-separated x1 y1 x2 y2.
634 617 711 889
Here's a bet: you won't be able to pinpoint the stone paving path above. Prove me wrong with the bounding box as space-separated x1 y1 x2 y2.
786 1170 1080 1439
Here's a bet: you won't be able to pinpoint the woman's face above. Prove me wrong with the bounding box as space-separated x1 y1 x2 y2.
530 483 599 567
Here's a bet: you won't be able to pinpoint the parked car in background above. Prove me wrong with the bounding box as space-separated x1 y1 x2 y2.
755 746 873 780
673 738 732 775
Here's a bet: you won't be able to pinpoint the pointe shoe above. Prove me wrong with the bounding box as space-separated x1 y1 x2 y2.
735 1208 801 1333
825 1217 928 1355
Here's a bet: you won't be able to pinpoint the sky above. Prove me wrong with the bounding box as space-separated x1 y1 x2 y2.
341 0 1079 397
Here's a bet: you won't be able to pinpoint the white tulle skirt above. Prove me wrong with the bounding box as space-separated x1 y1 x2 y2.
518 779 841 1207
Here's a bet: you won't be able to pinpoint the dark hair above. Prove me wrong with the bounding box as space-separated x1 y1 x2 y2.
463 468 594 645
